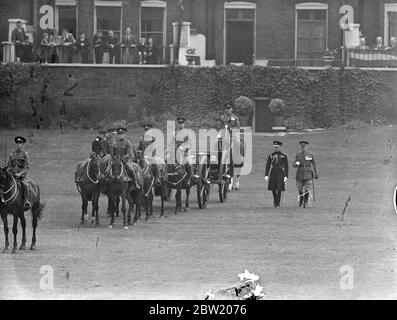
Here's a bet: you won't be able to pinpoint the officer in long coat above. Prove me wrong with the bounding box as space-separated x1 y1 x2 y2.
292 141 319 207
137 123 156 157
264 141 288 208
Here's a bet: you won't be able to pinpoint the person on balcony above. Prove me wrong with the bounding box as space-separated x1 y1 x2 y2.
371 36 386 50
105 30 120 64
76 32 90 63
137 37 147 64
121 27 136 64
39 32 50 63
93 31 104 64
386 37 397 53
11 21 27 61
146 37 160 64
60 29 75 63
355 37 370 50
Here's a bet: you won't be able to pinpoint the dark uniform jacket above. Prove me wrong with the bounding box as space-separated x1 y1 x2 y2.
76 37 90 54
113 139 135 162
265 151 288 191
8 149 29 177
11 28 26 42
221 113 240 129
102 137 113 155
293 151 318 180
91 138 103 155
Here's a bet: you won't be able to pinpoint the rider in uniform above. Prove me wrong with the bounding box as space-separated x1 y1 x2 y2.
92 135 103 156
220 102 240 130
137 123 156 157
264 141 288 208
113 127 141 190
169 116 194 186
6 136 31 209
292 141 319 207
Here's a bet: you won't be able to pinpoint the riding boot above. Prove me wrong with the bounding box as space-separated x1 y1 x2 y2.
129 166 141 190
151 164 161 185
21 180 31 210
298 193 303 207
185 163 192 187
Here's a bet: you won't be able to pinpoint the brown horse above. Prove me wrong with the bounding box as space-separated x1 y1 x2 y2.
135 151 168 219
0 167 45 253
107 155 143 228
166 162 192 214
75 153 102 226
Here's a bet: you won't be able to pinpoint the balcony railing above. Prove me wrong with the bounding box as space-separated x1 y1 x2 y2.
346 49 397 68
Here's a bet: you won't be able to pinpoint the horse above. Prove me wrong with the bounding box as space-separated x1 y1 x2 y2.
107 155 143 229
75 152 102 226
135 151 168 219
166 153 192 214
0 167 45 253
100 154 120 217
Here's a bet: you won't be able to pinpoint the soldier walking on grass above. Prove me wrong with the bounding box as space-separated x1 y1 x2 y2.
264 141 288 208
292 141 319 208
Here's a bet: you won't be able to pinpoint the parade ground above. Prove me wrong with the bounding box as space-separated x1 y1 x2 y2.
0 125 396 299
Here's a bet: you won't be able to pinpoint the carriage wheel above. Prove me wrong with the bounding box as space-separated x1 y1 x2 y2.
219 163 230 203
197 164 210 209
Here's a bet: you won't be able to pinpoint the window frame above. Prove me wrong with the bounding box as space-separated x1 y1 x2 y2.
223 1 256 65
295 2 328 61
384 3 397 47
94 0 123 38
55 0 78 37
139 0 167 61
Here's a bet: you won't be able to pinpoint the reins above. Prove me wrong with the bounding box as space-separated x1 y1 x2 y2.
86 158 99 184
1 176 19 205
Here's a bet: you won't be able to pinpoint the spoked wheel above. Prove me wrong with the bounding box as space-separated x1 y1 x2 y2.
219 163 230 203
197 164 210 209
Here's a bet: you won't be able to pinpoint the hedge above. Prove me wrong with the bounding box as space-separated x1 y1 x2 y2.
0 63 396 130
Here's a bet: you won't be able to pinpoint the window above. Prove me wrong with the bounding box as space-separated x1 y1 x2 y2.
296 3 328 66
385 3 397 46
55 0 77 37
94 1 122 38
140 1 166 60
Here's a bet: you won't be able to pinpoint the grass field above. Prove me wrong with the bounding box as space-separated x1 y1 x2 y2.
0 125 396 300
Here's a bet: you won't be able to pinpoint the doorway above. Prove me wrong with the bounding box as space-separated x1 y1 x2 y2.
254 98 275 133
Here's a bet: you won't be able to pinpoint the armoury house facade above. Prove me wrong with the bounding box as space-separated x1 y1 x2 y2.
1 0 397 65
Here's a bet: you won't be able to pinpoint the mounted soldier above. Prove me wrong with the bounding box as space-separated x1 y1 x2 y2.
113 127 141 190
220 102 240 131
6 136 31 210
137 123 156 157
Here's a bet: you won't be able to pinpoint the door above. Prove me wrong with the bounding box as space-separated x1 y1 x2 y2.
225 8 255 65
254 98 274 133
388 12 397 42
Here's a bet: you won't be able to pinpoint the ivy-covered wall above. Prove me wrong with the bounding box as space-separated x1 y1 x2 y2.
0 63 396 130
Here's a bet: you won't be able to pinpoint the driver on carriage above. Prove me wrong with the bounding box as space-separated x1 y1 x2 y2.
166 116 194 187
220 102 240 130
6 136 31 210
113 127 141 190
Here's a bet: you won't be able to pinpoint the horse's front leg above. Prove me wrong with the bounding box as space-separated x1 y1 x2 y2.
121 183 128 229
12 213 19 253
175 188 182 214
93 190 100 226
2 214 9 253
19 213 27 250
184 185 191 212
108 190 116 228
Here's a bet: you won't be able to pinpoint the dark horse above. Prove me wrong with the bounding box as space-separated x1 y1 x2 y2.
107 155 143 229
166 160 192 214
135 151 168 219
75 153 102 226
0 167 45 253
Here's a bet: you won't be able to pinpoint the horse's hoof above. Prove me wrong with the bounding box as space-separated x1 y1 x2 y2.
30 245 36 251
80 221 85 225
123 226 128 230
12 248 17 254
184 207 191 212
2 248 9 254
108 225 113 229
160 214 168 219
19 244 26 250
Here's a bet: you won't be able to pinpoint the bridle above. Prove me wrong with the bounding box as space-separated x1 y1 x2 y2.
86 158 100 184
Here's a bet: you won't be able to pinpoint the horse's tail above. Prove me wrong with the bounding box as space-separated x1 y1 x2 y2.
37 201 45 220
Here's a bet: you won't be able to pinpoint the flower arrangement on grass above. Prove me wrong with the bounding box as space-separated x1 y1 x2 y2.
205 269 266 300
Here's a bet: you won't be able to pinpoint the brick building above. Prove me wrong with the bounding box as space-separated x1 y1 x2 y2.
1 0 397 64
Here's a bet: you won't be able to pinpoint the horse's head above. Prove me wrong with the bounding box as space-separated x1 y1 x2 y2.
0 167 8 201
110 155 123 180
89 152 101 178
